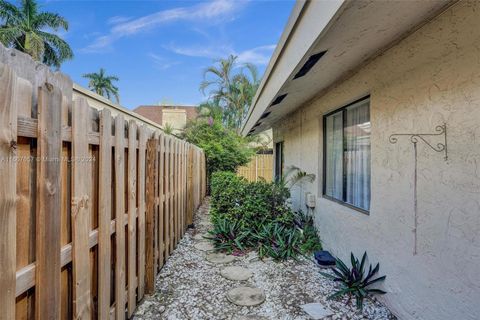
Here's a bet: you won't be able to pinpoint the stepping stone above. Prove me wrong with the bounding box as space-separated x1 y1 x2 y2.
194 241 214 251
206 252 235 264
232 316 269 320
193 233 208 241
221 266 252 281
227 287 265 306
300 303 333 320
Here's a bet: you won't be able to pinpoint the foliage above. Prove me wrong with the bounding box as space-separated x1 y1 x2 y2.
163 122 175 135
182 108 254 181
321 252 387 310
0 0 73 68
83 68 120 103
200 55 260 130
281 165 316 189
209 171 322 261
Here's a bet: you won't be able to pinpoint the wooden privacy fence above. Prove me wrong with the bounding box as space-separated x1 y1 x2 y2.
237 153 274 182
0 47 206 320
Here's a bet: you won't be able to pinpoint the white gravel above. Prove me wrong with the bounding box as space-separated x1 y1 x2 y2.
134 199 396 320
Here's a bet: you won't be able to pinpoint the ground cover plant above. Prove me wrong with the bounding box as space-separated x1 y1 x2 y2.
208 171 321 260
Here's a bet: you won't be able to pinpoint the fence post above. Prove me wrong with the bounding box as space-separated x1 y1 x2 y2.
145 137 157 294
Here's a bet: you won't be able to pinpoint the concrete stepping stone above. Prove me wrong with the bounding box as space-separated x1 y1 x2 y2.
227 287 265 306
193 233 208 241
221 266 252 281
194 241 214 251
300 303 333 319
206 252 235 264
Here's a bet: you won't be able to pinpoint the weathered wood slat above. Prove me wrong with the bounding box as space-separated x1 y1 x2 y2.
137 125 147 300
127 120 137 317
0 63 17 320
158 134 165 267
14 78 34 320
145 138 156 294
114 115 126 320
169 137 174 254
71 98 93 319
98 109 112 320
165 136 171 258
35 83 63 320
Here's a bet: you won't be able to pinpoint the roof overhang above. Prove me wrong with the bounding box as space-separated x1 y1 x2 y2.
241 0 455 136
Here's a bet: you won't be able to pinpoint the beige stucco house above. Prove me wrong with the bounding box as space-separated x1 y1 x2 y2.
242 1 480 319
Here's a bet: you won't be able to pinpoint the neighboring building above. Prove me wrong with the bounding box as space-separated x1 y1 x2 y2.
134 104 199 133
242 1 480 320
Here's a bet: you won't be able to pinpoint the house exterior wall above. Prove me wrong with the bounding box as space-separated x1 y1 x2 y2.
273 2 480 319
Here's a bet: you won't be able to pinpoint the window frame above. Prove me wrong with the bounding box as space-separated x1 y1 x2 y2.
322 96 371 215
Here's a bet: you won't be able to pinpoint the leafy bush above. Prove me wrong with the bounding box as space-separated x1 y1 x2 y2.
210 171 292 228
183 105 254 184
209 171 322 260
321 252 386 310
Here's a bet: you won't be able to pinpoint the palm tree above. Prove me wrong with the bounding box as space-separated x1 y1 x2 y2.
200 55 260 130
0 0 73 68
83 68 120 103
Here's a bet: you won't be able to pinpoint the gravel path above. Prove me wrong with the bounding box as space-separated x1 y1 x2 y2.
134 199 396 320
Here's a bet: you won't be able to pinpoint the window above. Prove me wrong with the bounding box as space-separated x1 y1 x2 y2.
323 97 371 212
274 141 284 182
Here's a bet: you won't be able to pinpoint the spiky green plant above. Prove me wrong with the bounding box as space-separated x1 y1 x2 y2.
321 252 387 309
0 0 73 68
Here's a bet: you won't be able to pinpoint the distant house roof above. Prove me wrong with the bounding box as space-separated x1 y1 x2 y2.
133 105 199 126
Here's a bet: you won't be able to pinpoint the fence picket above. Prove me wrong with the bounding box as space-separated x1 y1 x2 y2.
127 120 137 317
98 109 112 320
137 125 147 300
145 137 156 294
35 83 63 320
114 115 126 320
0 64 17 320
71 98 93 319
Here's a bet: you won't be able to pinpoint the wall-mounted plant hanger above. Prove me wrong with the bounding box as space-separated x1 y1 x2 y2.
388 123 448 255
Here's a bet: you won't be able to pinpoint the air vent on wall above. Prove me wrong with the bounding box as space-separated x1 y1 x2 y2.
260 111 271 119
271 93 288 106
293 51 326 79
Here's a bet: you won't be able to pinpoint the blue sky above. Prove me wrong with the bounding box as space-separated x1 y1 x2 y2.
40 0 295 109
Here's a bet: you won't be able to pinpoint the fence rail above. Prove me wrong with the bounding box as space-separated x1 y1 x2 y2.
0 45 206 320
237 154 274 182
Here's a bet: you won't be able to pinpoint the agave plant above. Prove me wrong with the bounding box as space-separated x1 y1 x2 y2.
321 252 386 310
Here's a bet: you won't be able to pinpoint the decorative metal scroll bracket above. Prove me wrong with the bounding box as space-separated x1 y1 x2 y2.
389 123 448 161
388 123 448 255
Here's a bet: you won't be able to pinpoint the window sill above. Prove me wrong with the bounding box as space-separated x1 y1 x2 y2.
321 194 370 215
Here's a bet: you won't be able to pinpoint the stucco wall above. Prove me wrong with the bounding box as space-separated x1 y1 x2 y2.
273 2 480 319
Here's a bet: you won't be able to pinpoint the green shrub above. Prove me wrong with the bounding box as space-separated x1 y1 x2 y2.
183 110 254 184
209 171 322 260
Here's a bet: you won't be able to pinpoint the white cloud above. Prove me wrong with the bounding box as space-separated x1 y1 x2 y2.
107 16 132 25
148 53 180 70
236 45 276 65
165 43 276 66
83 0 247 52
